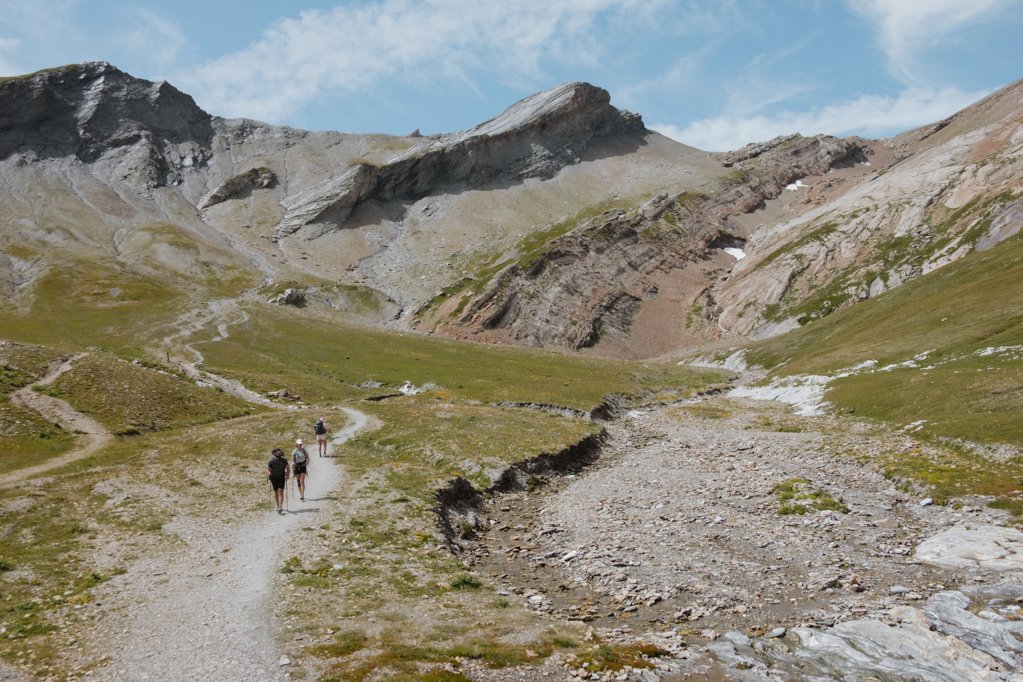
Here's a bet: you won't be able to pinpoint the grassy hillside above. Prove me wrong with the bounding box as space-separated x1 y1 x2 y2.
749 232 1023 447
743 232 1023 513
198 304 726 411
0 262 184 356
42 353 263 435
0 342 75 471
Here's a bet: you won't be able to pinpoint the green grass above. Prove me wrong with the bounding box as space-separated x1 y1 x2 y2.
0 261 183 355
198 304 725 410
1 341 76 471
748 232 1023 446
871 442 1023 511
43 353 263 434
772 478 849 515
570 641 668 673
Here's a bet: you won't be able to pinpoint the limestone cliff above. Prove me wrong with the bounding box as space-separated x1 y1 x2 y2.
273 83 644 241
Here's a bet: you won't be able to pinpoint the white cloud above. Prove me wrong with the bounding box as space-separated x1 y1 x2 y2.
0 0 80 75
121 9 188 68
848 0 1014 83
652 86 991 151
176 0 673 124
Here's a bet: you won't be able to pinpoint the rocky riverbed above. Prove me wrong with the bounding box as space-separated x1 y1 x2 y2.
464 396 1023 680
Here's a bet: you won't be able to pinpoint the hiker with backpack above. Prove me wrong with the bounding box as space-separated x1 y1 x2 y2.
292 439 310 501
267 447 290 513
314 417 328 456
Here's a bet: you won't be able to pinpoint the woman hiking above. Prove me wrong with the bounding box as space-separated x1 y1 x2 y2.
292 439 310 501
314 417 328 457
267 448 290 513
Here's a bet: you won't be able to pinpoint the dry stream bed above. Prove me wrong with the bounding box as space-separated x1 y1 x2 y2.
458 397 1023 680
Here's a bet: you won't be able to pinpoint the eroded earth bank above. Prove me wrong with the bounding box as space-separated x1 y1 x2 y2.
462 396 1023 681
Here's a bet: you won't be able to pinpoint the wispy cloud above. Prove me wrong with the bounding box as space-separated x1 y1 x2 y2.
0 0 80 75
121 9 189 69
653 86 990 151
848 0 1014 83
177 0 675 124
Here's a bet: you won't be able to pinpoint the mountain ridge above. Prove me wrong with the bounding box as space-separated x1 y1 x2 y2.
0 62 1020 362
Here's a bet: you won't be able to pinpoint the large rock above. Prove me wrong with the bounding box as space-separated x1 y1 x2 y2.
915 524 1023 571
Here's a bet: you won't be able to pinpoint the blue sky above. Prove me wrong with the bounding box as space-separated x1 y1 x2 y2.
2 0 1021 150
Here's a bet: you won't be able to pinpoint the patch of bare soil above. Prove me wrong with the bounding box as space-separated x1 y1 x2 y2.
466 397 1001 677
1 353 113 488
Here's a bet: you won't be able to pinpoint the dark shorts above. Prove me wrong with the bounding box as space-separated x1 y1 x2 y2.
269 475 286 490
294 462 307 475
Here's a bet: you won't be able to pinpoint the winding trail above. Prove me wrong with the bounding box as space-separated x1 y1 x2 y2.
158 298 290 408
0 353 113 488
87 407 374 682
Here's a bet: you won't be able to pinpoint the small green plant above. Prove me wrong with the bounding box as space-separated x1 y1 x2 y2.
0 557 13 572
773 478 849 515
280 556 303 574
572 642 668 672
449 574 483 590
307 629 368 658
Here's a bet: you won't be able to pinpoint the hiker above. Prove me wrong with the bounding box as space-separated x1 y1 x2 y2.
267 447 290 513
292 438 310 501
314 416 328 456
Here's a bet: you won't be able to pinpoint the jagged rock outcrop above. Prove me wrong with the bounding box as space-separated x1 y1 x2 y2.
435 134 868 354
273 82 644 241
198 166 277 209
268 288 305 306
0 62 214 191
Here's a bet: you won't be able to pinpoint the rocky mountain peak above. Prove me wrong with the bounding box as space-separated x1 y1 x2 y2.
449 81 642 142
0 60 213 170
275 81 645 240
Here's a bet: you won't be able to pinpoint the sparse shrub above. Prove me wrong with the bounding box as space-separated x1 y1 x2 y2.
773 478 849 515
280 556 303 574
449 573 482 590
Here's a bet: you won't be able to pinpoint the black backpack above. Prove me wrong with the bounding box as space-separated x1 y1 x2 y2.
268 455 287 477
314 419 326 435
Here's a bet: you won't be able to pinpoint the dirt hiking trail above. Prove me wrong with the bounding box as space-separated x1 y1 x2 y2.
1 353 113 489
78 407 372 681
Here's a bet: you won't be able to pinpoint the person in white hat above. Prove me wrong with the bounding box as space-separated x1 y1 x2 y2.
292 438 310 501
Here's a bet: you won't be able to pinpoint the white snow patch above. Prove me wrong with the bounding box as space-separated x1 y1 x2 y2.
878 350 933 372
785 179 809 191
860 161 872 167
729 375 831 416
724 247 746 260
976 345 1023 358
684 350 749 372
903 420 928 432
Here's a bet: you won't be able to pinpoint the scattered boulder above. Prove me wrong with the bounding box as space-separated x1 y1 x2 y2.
198 166 277 209
268 288 305 306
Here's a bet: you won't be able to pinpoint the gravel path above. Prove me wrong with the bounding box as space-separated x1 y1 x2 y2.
77 408 369 681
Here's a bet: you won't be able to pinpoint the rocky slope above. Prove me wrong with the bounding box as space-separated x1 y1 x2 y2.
711 79 1023 339
0 62 1020 358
